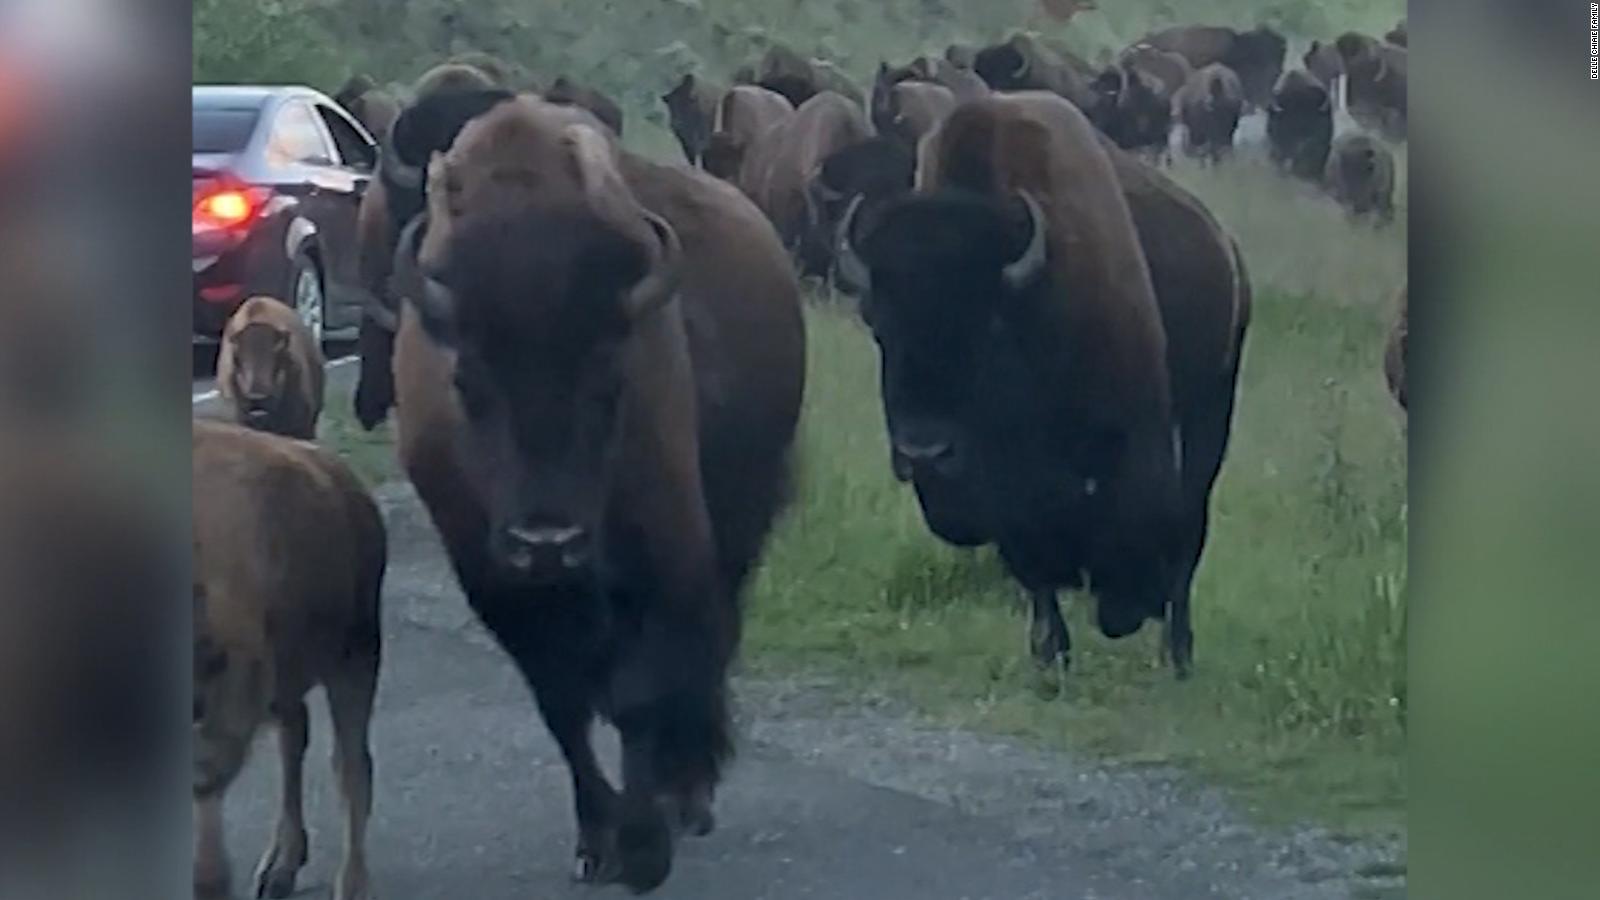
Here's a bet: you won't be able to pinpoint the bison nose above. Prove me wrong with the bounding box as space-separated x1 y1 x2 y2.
503 523 591 572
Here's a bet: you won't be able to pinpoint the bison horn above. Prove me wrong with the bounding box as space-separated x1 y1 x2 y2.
1012 52 1032 79
625 211 682 319
1001 191 1048 290
834 194 871 294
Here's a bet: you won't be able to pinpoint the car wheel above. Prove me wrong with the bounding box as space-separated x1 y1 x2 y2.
289 254 326 345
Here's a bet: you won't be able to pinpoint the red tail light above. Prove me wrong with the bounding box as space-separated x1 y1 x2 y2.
193 180 269 233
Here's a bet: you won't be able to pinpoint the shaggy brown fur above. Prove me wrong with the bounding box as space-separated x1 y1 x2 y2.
702 85 795 181
216 296 325 440
394 97 804 892
736 91 872 275
870 71 958 149
192 419 385 900
1335 32 1406 140
1175 63 1245 161
753 44 865 107
972 32 1097 109
545 75 625 136
662 72 725 166
1325 132 1397 223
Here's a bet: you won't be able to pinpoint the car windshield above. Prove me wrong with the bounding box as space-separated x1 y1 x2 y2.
193 107 261 154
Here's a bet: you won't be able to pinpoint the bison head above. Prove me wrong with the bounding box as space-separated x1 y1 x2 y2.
416 116 681 586
224 319 293 424
837 188 1047 480
807 138 914 291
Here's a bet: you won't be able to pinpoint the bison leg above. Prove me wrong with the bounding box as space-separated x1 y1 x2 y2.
194 793 231 900
252 699 310 899
615 722 676 892
353 316 396 431
326 657 378 900
531 670 620 884
1027 588 1071 669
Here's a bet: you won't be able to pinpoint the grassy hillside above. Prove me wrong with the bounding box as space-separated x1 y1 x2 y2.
231 0 1408 835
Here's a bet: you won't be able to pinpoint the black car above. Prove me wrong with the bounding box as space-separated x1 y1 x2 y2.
192 85 378 344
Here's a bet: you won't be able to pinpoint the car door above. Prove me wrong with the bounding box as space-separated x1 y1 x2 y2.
308 101 378 331
261 99 348 326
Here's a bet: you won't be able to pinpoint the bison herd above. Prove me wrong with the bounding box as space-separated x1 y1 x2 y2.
194 17 1407 898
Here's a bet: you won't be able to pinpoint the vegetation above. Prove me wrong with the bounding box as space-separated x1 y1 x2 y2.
213 0 1407 834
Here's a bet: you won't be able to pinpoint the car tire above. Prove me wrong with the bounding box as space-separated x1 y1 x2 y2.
288 253 326 345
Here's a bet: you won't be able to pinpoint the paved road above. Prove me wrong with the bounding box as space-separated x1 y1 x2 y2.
200 363 1401 900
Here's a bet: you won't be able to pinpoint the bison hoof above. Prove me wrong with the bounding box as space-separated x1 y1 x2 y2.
571 843 620 884
674 786 716 838
617 807 674 893
252 839 306 899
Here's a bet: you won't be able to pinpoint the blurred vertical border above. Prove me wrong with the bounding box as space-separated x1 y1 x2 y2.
0 0 190 897
1410 2 1600 899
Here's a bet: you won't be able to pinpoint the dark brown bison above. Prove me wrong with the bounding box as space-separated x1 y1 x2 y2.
870 67 958 148
1386 19 1407 47
352 72 513 430
1385 283 1408 411
1325 132 1397 223
1335 32 1406 140
945 42 980 70
837 92 1248 679
972 33 1097 109
753 44 865 107
810 137 917 293
662 73 724 166
545 75 625 136
1139 24 1286 108
1087 62 1174 160
192 419 385 900
332 74 400 143
216 295 325 439
735 91 871 277
1267 69 1334 182
1302 39 1345 92
1118 43 1194 96
394 97 805 892
1175 63 1245 161
701 85 795 181
880 55 989 100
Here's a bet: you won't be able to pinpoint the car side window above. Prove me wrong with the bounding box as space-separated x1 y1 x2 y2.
266 101 335 166
314 104 377 172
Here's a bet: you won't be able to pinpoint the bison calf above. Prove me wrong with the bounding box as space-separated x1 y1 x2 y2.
1325 133 1397 223
217 295 325 439
192 419 385 900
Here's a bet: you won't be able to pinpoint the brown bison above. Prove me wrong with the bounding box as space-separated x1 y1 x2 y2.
332 74 400 143
1175 63 1245 161
837 92 1249 679
870 66 958 148
1302 39 1346 93
1087 62 1174 160
1118 43 1195 96
351 66 513 430
1385 283 1408 411
1335 32 1406 140
972 33 1097 109
1139 24 1286 108
880 55 989 100
662 72 724 166
753 44 865 107
392 98 805 891
1386 19 1407 47
945 42 980 70
216 295 325 439
735 91 872 277
701 84 795 181
192 419 385 900
1325 132 1397 223
545 75 625 136
1267 69 1334 182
